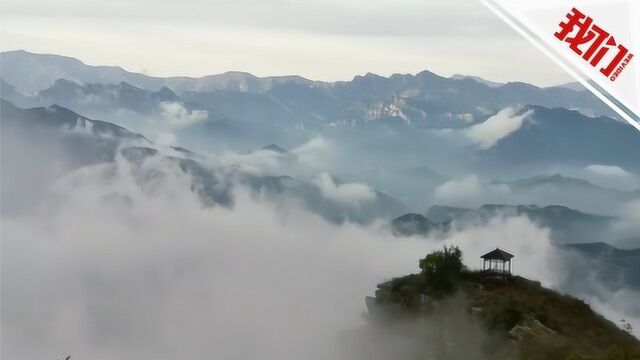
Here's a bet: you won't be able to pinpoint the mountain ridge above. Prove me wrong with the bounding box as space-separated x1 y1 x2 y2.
392 203 614 244
0 50 326 94
0 50 614 116
0 99 409 223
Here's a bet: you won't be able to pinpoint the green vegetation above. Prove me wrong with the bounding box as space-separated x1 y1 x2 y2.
369 247 640 360
373 246 465 312
418 245 464 294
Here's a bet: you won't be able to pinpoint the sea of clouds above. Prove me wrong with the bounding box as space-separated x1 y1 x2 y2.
1 134 638 359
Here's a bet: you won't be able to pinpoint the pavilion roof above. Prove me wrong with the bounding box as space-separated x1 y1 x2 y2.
481 248 514 261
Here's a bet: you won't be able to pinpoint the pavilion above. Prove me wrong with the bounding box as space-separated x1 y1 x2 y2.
481 248 514 275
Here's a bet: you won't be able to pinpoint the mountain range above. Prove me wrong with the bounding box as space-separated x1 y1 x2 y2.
0 50 619 128
2 51 639 346
393 204 615 245
488 173 640 215
474 105 640 173
563 242 640 291
0 50 328 95
2 50 640 221
0 99 407 222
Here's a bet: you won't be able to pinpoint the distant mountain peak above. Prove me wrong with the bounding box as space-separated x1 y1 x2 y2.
391 213 440 237
352 72 388 83
503 81 538 89
53 78 81 86
220 71 256 77
509 173 597 188
153 86 179 100
415 69 439 78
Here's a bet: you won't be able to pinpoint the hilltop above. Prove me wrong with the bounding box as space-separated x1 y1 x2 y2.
363 247 640 360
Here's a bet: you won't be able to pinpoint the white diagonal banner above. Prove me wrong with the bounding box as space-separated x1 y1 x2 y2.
482 0 640 131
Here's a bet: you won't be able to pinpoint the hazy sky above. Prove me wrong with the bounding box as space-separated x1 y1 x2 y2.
0 0 572 86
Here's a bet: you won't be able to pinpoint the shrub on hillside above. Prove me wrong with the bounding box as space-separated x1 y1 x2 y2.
418 245 465 295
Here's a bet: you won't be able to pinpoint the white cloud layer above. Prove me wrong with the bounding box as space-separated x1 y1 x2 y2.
153 132 178 147
465 107 534 149
586 164 633 178
612 199 640 242
2 152 637 359
582 164 640 192
434 175 511 207
0 157 428 360
313 172 377 207
159 101 207 128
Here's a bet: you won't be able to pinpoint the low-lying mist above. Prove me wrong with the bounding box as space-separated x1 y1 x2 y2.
2 149 637 360
1 154 427 360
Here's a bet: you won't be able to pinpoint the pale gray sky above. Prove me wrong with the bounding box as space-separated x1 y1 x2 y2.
0 0 572 86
